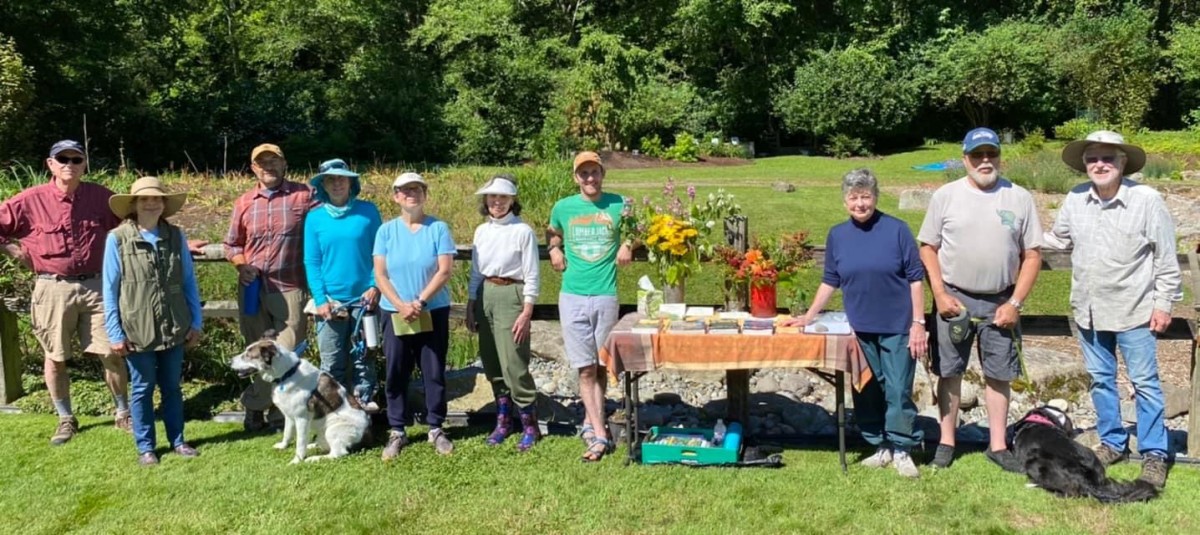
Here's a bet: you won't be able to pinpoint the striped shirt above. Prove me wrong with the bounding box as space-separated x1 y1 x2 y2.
223 180 315 292
1045 178 1182 331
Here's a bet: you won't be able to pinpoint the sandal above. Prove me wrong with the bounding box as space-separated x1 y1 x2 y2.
581 437 613 463
579 424 596 446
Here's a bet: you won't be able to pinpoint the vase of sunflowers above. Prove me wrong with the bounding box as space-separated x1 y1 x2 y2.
620 179 741 301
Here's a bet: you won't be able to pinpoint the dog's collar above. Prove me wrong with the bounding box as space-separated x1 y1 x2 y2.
1022 412 1056 427
273 362 301 388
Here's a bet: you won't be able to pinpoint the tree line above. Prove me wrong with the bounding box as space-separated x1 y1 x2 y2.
2 0 1200 170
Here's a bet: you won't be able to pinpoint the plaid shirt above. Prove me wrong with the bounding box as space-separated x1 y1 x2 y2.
1046 178 1182 331
223 180 315 292
0 181 120 276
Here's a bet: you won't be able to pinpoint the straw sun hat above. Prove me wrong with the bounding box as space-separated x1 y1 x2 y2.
108 176 188 218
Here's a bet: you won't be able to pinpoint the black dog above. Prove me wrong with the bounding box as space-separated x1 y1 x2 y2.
1012 406 1158 503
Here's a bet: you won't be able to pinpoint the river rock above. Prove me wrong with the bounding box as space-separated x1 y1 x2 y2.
529 321 566 363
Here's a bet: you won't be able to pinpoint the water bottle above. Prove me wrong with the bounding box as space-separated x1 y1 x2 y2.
712 419 727 447
361 312 380 348
723 421 742 452
243 276 261 316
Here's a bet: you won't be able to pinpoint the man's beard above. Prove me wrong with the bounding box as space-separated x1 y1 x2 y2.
968 169 997 189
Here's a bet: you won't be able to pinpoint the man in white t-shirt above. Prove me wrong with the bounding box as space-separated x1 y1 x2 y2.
917 127 1042 472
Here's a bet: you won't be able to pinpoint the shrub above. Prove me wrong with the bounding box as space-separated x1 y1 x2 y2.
1003 150 1080 194
640 134 665 157
1140 155 1182 180
664 132 700 162
825 134 868 159
1017 129 1046 154
1052 10 1161 128
1052 118 1111 141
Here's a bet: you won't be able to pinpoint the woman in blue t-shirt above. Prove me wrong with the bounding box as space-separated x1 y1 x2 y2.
782 168 928 478
374 172 457 460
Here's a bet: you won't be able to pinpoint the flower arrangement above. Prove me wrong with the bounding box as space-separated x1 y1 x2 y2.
620 178 741 287
716 231 814 312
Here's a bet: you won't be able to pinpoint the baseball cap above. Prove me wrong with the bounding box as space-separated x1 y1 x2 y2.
49 140 85 158
572 151 604 173
251 143 284 161
962 128 1001 153
393 172 427 189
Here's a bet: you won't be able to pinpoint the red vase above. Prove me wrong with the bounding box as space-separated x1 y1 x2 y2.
749 283 777 318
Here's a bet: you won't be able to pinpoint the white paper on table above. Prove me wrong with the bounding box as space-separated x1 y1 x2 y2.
803 311 852 335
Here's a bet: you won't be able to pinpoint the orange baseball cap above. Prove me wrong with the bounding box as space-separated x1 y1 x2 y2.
572 151 603 173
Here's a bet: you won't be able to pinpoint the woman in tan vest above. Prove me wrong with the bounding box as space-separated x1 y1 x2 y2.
102 177 203 466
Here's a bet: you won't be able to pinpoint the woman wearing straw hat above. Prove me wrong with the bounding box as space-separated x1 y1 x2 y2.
102 176 203 466
304 159 383 412
465 174 541 451
374 172 457 459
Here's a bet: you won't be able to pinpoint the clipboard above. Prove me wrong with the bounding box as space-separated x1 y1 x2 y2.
391 310 433 336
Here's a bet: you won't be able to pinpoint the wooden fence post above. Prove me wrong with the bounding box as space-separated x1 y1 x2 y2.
0 299 24 404
724 216 751 426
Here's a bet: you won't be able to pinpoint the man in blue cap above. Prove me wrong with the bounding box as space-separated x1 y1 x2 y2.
917 127 1043 472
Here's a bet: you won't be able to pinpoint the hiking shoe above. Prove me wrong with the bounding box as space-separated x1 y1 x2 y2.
1139 455 1168 489
138 452 159 466
243 410 268 433
893 450 920 479
986 448 1024 474
860 446 893 468
1093 443 1127 466
174 443 200 458
381 430 409 461
930 444 955 469
114 410 133 433
50 417 79 446
429 427 454 455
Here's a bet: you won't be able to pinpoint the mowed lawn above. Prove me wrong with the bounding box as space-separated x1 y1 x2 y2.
2 414 1198 534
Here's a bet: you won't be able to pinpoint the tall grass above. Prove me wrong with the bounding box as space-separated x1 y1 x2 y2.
1002 150 1082 193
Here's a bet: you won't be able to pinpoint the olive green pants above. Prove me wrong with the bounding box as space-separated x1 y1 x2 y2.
475 282 537 407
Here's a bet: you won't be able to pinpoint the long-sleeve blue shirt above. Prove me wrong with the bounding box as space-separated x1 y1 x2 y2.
304 200 383 306
823 211 924 334
103 227 203 345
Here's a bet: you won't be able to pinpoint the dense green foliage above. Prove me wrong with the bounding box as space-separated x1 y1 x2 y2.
3 0 1200 166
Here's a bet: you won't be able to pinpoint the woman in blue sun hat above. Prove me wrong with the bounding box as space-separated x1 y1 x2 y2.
304 158 383 411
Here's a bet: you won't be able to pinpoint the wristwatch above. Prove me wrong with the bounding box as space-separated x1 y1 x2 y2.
1007 298 1023 311
418 298 428 308
912 318 926 326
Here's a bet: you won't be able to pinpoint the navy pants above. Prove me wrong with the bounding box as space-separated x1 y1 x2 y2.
382 307 450 432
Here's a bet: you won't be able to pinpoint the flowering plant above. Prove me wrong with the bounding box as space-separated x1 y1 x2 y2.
619 178 741 287
716 231 814 310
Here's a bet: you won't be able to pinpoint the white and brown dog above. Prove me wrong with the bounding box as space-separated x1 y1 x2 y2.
231 335 371 463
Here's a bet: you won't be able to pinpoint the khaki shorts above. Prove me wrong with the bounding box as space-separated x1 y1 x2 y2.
30 277 111 362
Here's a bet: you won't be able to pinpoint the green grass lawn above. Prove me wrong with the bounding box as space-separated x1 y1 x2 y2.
1 414 1197 534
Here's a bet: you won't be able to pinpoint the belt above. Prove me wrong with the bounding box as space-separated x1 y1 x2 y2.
484 276 522 286
37 273 99 282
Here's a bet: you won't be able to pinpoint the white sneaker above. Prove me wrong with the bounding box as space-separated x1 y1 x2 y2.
893 450 920 478
860 446 892 468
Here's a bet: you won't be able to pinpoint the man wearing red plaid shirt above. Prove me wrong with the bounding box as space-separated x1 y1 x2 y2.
224 143 315 431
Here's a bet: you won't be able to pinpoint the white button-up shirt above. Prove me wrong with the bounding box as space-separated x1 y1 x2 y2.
468 213 540 304
1045 178 1182 331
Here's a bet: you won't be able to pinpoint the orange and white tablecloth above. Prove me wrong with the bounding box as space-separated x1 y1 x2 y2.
599 313 872 391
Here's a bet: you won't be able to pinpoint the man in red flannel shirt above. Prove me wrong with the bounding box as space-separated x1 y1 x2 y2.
224 143 315 431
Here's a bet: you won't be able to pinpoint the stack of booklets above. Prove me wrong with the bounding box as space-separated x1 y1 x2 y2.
775 315 803 335
631 318 664 334
667 319 707 333
706 319 741 335
741 318 775 336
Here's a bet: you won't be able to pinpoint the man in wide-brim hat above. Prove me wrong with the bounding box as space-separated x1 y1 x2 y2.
1046 129 1181 489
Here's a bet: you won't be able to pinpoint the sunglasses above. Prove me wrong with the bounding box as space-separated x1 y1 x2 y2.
1084 155 1120 165
967 150 1000 160
54 155 85 165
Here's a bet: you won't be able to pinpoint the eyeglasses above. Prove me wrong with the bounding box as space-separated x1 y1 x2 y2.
54 155 84 165
967 150 1000 160
1084 155 1120 165
393 186 425 195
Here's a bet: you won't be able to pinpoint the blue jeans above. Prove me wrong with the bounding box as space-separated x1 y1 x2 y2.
317 313 377 405
1076 325 1167 457
125 345 186 454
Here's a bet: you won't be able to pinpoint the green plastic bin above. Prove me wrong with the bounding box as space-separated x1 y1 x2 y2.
641 426 739 465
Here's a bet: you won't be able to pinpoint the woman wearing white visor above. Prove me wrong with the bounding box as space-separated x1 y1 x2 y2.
466 174 542 451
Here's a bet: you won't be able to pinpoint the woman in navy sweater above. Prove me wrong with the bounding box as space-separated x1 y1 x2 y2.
782 168 928 478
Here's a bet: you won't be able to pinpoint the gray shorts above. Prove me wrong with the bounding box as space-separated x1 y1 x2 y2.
559 293 619 369
933 285 1022 382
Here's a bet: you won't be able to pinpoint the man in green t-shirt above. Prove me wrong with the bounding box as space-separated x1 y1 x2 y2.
548 151 631 462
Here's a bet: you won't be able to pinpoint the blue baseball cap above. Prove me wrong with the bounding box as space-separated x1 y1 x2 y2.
49 140 85 158
962 128 1001 153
